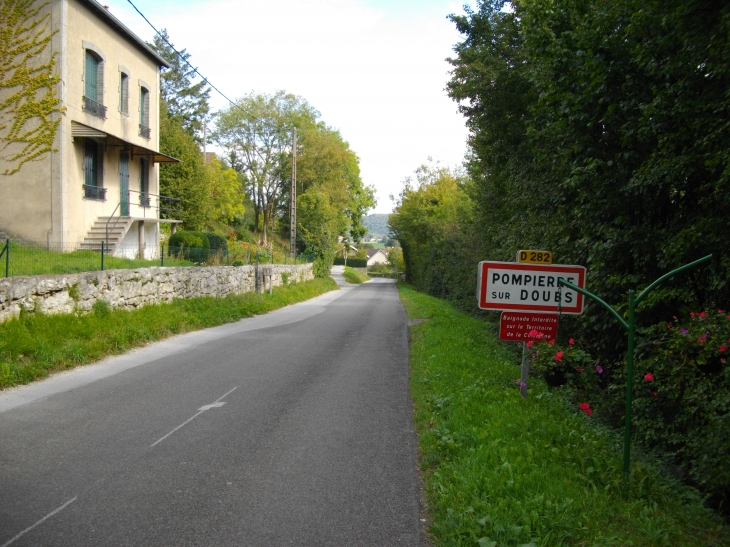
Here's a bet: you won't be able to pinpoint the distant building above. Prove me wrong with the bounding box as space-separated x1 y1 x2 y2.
366 248 388 267
0 0 180 257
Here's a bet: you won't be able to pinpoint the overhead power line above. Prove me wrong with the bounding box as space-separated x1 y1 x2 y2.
125 0 259 122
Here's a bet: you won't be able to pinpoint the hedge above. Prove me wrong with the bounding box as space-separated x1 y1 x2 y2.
333 258 367 268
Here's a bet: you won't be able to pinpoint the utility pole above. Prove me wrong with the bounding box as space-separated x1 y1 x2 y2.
290 128 297 257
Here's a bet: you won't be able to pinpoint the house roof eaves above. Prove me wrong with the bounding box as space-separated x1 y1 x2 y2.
71 121 180 163
79 0 171 69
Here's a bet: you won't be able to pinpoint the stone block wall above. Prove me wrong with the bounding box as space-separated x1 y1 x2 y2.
0 263 314 322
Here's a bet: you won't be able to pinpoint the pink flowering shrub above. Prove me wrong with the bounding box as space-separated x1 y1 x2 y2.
529 308 730 510
630 308 730 506
529 333 600 389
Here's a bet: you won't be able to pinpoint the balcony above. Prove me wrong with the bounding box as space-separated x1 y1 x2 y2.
139 124 151 139
83 185 107 201
82 96 107 119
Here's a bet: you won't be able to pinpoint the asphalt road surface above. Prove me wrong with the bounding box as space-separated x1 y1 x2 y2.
0 272 423 546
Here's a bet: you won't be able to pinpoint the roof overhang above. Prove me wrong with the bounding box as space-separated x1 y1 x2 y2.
79 0 170 68
71 121 180 164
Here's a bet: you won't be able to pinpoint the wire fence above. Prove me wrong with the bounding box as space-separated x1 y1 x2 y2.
0 239 313 278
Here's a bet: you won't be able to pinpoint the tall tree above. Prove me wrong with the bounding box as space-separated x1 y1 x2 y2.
148 29 210 143
294 123 375 244
158 106 211 230
207 157 244 224
213 91 319 245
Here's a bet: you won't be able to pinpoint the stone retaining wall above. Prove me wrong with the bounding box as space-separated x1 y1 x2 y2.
0 263 314 322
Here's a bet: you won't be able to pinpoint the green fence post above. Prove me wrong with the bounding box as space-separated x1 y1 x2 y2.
101 241 105 271
4 239 9 278
161 243 165 267
197 247 201 266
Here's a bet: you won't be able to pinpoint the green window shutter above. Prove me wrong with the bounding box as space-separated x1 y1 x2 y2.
84 139 96 187
143 89 150 126
139 157 150 206
85 51 98 100
140 87 149 127
119 73 129 114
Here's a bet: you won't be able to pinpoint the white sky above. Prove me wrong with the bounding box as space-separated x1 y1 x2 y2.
106 0 472 214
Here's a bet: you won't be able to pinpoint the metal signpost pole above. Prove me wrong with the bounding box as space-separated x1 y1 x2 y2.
520 342 529 398
558 254 712 478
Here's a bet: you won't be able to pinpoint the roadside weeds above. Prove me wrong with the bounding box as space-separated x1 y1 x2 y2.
398 282 730 547
0 277 338 390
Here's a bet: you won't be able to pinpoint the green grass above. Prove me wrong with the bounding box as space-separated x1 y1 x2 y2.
398 283 729 547
2 240 307 277
0 277 338 389
343 266 369 284
4 242 197 277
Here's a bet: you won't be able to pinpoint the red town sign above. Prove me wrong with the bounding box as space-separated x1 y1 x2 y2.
499 312 558 342
477 261 587 314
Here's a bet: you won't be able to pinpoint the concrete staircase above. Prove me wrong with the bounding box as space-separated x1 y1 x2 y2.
81 216 135 253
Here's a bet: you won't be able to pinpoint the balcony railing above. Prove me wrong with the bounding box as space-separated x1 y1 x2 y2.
83 184 107 201
139 124 151 139
82 96 107 119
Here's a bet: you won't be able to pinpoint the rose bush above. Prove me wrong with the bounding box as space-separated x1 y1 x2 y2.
630 309 730 509
530 310 730 513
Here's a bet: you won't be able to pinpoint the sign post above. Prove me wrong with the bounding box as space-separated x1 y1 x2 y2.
499 311 560 398
479 260 587 398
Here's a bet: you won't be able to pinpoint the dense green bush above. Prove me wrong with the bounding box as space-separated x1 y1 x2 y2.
333 257 367 268
530 310 730 513
168 230 209 262
203 232 228 253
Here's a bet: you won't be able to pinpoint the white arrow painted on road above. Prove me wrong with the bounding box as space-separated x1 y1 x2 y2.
198 402 226 411
151 387 237 447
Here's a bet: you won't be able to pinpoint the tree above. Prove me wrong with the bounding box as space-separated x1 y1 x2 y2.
0 0 63 175
148 29 210 143
207 157 244 224
295 123 375 244
158 106 211 230
213 91 319 245
387 245 404 273
389 161 472 295
297 189 339 276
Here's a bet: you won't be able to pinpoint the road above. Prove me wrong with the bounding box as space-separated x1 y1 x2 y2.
0 272 423 546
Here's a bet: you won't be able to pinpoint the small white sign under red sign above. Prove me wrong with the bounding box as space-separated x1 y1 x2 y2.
499 312 558 342
477 261 587 314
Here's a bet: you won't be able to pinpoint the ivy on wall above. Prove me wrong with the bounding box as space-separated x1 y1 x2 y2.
0 0 64 175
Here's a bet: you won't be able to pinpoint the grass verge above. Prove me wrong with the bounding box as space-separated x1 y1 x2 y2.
398 283 729 547
343 266 369 284
0 277 337 390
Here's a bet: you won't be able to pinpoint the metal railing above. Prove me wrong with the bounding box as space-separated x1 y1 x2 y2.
138 124 151 139
82 95 107 119
83 184 107 201
104 191 182 248
0 239 313 277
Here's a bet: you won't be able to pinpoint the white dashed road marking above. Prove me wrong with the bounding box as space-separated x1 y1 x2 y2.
1 497 77 547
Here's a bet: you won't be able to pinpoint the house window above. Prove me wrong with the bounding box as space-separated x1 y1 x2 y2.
83 139 106 200
119 71 129 115
139 86 150 138
139 157 150 207
83 49 106 119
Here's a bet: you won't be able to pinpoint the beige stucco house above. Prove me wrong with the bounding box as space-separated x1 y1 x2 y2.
366 248 389 267
0 0 179 258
